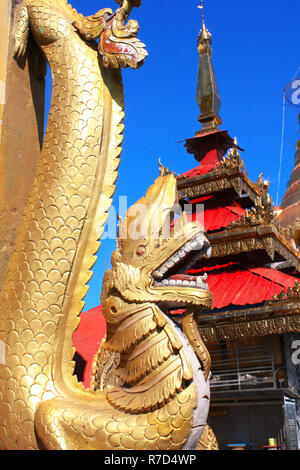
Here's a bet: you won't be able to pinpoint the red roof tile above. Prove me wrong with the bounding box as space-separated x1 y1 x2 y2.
187 195 246 232
189 265 299 309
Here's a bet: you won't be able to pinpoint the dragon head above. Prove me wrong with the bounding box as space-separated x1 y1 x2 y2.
102 174 212 318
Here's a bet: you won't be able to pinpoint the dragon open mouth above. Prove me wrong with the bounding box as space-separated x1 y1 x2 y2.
151 233 211 292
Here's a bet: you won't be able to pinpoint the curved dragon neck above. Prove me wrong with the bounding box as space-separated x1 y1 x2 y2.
43 37 124 397
92 300 209 449
101 301 196 413
0 5 124 449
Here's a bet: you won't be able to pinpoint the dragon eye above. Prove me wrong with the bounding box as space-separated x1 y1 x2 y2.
136 245 146 256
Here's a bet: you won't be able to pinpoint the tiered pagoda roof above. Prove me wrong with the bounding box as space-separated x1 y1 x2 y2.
172 10 300 343
172 137 300 343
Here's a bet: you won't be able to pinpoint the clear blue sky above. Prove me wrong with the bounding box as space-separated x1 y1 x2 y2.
45 0 300 312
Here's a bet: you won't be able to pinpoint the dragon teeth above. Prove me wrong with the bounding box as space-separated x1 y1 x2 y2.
160 266 168 275
172 254 180 264
152 234 210 279
196 235 205 249
166 260 175 269
153 275 208 289
196 280 205 289
152 270 163 280
184 242 192 252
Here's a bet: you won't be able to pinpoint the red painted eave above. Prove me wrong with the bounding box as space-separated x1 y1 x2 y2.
178 129 238 148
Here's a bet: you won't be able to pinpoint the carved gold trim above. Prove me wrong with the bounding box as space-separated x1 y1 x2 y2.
269 281 300 304
211 236 273 259
199 314 300 342
177 167 261 205
208 225 300 270
214 146 247 175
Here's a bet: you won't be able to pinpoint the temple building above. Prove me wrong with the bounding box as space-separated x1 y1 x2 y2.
174 14 300 451
74 9 300 451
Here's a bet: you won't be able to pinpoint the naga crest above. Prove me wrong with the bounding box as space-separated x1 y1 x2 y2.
14 0 147 70
74 0 147 69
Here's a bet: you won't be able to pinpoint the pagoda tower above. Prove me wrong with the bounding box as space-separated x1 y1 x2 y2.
279 113 300 244
174 6 300 451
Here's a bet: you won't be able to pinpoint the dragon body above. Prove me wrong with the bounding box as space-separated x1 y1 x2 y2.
0 0 213 450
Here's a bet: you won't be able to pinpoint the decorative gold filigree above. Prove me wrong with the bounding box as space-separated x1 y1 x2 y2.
197 425 219 451
178 171 260 207
270 281 300 304
158 158 177 177
226 173 277 231
91 339 122 391
212 237 270 259
280 223 295 241
213 140 247 176
199 314 300 343
226 207 263 231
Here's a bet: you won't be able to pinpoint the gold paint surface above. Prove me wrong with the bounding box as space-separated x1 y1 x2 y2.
197 425 219 451
0 0 45 289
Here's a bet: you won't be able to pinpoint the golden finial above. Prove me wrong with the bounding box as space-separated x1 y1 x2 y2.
158 158 177 177
197 1 205 29
197 1 212 42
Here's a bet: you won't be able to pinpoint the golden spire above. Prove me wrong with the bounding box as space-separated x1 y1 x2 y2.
196 1 222 129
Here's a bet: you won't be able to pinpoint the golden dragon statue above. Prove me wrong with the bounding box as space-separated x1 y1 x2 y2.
0 0 216 450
